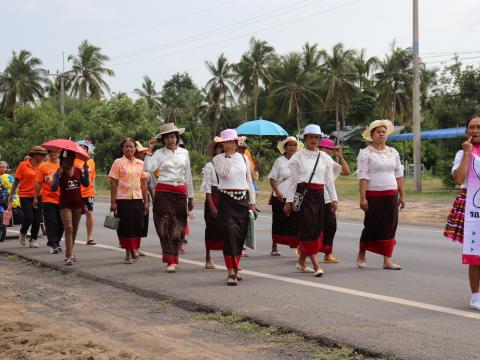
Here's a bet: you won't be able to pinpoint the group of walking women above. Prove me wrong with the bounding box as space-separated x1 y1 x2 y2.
5 116 479 308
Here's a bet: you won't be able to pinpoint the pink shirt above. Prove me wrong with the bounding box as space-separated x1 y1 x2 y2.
108 156 148 200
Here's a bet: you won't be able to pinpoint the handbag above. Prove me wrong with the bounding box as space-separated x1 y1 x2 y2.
103 212 120 230
293 151 321 212
2 204 12 226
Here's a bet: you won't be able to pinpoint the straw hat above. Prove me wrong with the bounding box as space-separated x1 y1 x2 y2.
214 129 247 143
135 141 149 153
29 146 48 155
277 136 304 154
319 138 338 149
155 123 185 138
361 119 394 141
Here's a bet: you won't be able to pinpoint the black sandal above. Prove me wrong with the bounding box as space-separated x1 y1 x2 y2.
86 240 96 245
234 270 242 281
227 274 237 286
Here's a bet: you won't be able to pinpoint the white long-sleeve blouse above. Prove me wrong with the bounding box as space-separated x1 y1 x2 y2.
200 161 219 194
143 146 194 198
356 146 404 191
212 152 256 204
268 156 293 198
285 148 338 203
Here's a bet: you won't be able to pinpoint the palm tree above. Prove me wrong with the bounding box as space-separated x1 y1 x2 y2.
302 42 321 73
320 43 358 134
134 75 161 112
204 53 236 135
375 44 412 124
0 50 46 115
241 37 276 119
353 49 378 89
420 64 437 110
233 56 254 120
270 53 321 131
66 40 114 99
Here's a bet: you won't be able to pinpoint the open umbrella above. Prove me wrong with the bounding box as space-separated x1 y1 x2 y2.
42 139 90 161
236 118 288 136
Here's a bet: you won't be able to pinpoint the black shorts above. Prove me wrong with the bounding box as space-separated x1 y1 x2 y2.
82 197 94 211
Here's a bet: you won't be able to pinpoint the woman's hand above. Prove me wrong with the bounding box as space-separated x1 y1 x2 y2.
188 198 194 212
360 198 369 211
283 202 293 216
249 204 256 212
83 162 89 173
110 201 117 212
330 201 338 212
143 200 149 215
462 136 473 153
33 198 39 209
56 167 63 176
210 205 218 218
274 190 284 199
399 196 406 210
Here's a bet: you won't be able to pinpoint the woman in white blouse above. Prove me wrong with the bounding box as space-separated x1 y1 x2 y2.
213 129 256 286
144 123 194 273
269 136 303 256
356 119 405 270
284 124 338 277
200 141 223 269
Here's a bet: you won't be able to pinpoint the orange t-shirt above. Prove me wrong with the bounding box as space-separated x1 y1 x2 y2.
74 158 96 198
15 160 39 198
36 161 60 204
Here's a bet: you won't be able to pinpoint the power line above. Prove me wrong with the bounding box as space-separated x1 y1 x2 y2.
110 0 331 61
109 0 363 68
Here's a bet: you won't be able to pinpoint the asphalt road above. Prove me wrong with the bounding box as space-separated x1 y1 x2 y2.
2 201 480 360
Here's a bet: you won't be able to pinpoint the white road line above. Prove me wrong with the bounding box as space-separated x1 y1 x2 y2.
7 230 475 320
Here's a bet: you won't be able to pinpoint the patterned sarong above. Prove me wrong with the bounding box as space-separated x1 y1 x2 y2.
462 153 480 265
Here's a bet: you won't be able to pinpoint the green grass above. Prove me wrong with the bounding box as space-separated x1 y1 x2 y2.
5 255 21 262
194 311 392 359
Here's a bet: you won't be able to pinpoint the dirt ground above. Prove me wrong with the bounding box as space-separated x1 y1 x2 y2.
0 255 384 360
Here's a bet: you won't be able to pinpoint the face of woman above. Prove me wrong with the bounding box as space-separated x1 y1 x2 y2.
304 134 321 150
122 141 136 158
63 156 74 168
163 133 178 149
223 140 237 154
49 152 59 161
371 126 388 145
0 164 7 175
320 147 333 156
467 117 480 144
214 144 223 155
284 141 297 156
32 153 46 163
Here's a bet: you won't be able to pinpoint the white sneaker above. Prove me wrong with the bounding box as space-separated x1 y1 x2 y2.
470 300 480 311
296 263 314 273
31 240 39 248
48 246 55 254
313 269 324 277
19 234 26 246
165 264 176 273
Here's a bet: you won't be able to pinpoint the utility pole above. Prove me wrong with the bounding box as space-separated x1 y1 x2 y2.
60 52 65 115
412 0 422 192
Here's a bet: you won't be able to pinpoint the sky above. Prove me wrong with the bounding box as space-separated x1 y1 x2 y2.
2 0 480 96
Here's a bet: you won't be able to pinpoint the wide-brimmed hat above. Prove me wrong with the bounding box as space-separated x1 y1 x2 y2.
135 141 149 153
207 141 222 156
319 138 338 149
76 140 95 154
302 124 325 138
155 123 185 138
362 119 394 141
29 146 48 156
277 136 304 154
237 138 248 148
214 129 247 143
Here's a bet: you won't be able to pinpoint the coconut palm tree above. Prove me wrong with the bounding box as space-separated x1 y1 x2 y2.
320 43 358 134
134 75 161 112
66 40 114 100
375 44 412 124
270 53 321 131
302 42 321 73
0 50 46 115
204 53 236 136
353 48 379 88
233 55 254 120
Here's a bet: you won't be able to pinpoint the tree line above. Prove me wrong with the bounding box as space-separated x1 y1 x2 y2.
1 38 479 181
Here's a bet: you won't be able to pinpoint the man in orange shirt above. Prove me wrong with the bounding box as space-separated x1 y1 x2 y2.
75 141 96 245
34 150 63 253
9 146 47 247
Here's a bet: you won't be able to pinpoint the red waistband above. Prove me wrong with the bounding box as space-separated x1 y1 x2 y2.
366 190 398 198
155 183 187 194
299 183 324 190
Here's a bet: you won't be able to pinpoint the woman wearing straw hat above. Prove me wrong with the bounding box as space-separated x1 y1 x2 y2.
356 119 405 270
284 124 337 277
144 123 194 273
318 138 350 263
213 129 256 286
9 146 48 248
268 136 304 256
200 141 224 269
